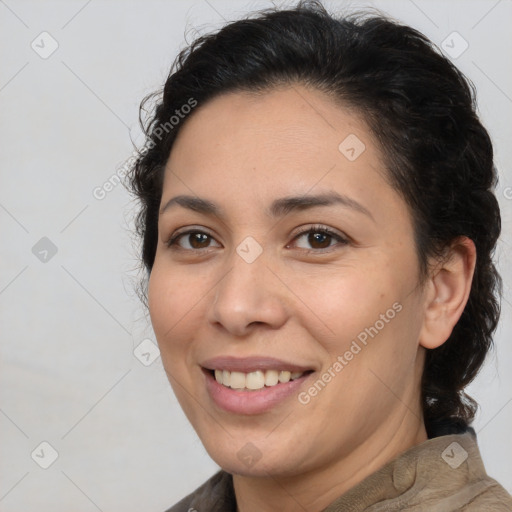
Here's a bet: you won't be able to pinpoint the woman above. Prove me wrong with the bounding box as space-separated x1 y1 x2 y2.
127 1 512 510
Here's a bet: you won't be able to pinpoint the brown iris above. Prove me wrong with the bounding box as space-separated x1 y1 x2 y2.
188 233 211 249
308 232 331 249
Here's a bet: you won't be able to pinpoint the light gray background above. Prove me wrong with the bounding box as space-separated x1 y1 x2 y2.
1 0 511 510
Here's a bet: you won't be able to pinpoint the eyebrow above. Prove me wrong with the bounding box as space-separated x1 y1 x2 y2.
159 192 374 221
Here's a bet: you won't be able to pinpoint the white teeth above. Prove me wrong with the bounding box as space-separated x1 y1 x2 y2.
264 370 279 386
246 370 265 390
279 370 291 383
230 371 246 389
213 368 306 390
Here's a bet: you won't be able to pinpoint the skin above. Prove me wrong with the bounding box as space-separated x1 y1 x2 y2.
148 84 476 512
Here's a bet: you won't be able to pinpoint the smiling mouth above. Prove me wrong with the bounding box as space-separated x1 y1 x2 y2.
208 369 313 391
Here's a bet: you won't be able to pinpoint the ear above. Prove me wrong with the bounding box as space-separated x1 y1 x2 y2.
419 237 476 350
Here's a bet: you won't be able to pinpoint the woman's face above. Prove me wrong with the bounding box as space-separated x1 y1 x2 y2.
148 85 429 477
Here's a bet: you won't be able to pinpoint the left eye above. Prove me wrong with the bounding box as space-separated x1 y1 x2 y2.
290 228 347 251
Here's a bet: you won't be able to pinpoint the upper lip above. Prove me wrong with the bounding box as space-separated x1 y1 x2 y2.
201 356 314 374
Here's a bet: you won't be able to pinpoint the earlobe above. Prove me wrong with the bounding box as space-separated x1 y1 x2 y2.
419 237 476 350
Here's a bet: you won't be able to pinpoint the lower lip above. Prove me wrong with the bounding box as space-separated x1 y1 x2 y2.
203 369 312 415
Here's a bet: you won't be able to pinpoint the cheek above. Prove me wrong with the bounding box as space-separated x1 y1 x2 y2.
147 261 203 359
294 263 398 352
147 263 207 417
296 251 421 383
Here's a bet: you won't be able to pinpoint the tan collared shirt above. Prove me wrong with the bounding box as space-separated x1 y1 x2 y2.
165 432 512 511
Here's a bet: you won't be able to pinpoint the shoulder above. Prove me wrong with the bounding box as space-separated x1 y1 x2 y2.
458 478 512 511
163 470 235 512
405 431 512 511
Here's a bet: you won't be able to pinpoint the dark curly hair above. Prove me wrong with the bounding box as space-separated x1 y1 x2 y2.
126 0 501 437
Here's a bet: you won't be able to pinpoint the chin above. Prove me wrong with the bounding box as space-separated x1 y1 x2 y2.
203 437 307 478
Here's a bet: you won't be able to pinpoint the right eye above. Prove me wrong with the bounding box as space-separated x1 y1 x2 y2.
166 230 222 251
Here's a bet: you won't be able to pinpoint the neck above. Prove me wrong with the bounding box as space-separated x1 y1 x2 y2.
233 398 428 512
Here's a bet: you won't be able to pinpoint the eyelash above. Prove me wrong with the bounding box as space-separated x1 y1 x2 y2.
165 224 349 254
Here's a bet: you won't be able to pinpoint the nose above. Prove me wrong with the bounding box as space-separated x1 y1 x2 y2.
206 249 289 337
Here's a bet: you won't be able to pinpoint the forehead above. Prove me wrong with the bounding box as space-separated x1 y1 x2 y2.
171 85 373 162
162 85 406 225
